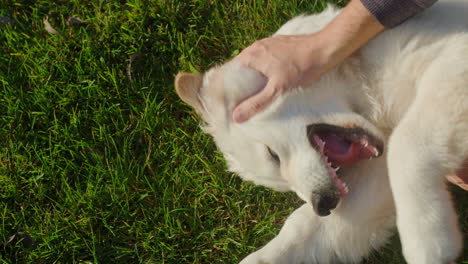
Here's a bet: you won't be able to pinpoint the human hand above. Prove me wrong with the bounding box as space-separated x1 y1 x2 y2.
232 34 333 123
446 159 468 190
231 0 385 123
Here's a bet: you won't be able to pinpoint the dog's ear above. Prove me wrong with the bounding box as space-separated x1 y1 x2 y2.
175 72 204 113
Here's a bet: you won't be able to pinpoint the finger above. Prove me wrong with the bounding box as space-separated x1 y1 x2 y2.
458 183 468 191
232 81 279 123
446 174 468 191
446 175 461 185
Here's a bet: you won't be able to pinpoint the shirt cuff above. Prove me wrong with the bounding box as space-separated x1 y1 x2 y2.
360 0 437 28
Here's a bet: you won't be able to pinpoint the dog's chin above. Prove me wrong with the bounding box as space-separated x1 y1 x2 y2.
307 123 384 197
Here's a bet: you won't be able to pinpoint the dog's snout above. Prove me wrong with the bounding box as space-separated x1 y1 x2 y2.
311 192 339 216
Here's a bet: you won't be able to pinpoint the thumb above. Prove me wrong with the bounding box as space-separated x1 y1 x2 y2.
232 80 279 123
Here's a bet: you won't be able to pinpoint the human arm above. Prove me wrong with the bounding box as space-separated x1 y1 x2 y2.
232 0 438 123
232 0 384 122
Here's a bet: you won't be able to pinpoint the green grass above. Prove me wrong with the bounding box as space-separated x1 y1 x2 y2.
0 0 466 263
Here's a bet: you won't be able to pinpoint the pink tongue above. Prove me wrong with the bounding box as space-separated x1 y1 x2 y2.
320 134 370 167
321 134 351 155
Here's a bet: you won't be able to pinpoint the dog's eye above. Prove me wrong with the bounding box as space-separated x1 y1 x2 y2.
267 146 280 163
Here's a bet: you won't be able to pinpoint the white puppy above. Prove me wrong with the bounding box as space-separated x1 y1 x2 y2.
175 1 467 263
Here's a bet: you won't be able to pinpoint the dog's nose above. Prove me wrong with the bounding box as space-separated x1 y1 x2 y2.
311 193 339 216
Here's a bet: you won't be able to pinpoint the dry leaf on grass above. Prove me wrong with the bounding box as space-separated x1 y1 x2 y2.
0 16 16 25
67 16 91 26
43 16 61 35
126 52 143 81
6 232 37 249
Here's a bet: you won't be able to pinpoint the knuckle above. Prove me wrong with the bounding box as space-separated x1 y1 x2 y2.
267 82 282 98
251 102 263 112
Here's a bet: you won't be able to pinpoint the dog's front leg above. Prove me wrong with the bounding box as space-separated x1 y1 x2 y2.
239 204 322 264
239 201 390 264
387 105 463 264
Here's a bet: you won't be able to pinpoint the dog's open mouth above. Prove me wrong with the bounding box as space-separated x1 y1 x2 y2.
307 124 383 197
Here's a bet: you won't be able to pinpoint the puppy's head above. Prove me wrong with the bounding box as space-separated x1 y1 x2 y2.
175 62 384 216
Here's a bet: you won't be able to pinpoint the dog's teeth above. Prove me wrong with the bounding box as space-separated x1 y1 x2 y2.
360 138 369 147
341 180 349 194
372 147 379 156
313 135 326 150
318 137 324 145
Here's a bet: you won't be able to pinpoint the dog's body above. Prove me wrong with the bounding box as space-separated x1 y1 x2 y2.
175 1 467 263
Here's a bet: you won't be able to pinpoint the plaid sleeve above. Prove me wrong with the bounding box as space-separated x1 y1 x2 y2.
360 0 438 28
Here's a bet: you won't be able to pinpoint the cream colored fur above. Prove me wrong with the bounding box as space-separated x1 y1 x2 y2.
175 1 467 263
